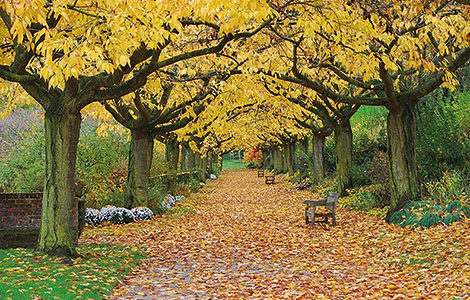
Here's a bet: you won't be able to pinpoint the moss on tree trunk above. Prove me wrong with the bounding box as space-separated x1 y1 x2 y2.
38 111 81 257
386 103 420 221
124 129 154 208
335 120 353 196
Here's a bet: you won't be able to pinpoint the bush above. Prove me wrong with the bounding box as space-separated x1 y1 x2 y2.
244 148 263 168
423 170 469 205
131 207 154 221
0 122 44 192
84 208 101 226
367 150 389 184
339 184 389 217
85 206 155 226
352 164 371 186
416 95 470 180
390 200 470 228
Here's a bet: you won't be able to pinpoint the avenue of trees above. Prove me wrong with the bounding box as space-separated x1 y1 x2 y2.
0 0 468 256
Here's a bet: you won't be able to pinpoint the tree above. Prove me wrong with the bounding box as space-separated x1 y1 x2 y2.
0 1 273 256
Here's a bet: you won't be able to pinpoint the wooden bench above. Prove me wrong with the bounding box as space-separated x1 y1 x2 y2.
304 191 339 226
257 169 265 177
265 175 275 184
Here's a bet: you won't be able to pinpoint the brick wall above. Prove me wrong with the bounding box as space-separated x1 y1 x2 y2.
0 193 79 231
0 193 43 231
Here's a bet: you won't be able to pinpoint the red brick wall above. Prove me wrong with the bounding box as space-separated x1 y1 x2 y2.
0 193 78 231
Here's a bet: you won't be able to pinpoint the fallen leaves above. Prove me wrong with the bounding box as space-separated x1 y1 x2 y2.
81 169 469 299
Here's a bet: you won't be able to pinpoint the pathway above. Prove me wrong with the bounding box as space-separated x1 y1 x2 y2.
82 169 469 299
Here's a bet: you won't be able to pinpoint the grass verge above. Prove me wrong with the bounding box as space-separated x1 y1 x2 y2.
222 159 246 170
0 244 145 299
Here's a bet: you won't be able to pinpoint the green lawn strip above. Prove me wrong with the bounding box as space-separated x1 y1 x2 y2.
0 244 145 300
222 159 246 170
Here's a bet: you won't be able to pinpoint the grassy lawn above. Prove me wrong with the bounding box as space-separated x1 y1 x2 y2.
0 244 145 300
222 158 246 170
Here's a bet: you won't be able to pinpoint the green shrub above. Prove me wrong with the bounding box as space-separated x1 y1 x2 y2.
0 123 44 192
416 94 470 180
423 169 469 205
390 200 469 228
352 164 371 186
339 184 388 217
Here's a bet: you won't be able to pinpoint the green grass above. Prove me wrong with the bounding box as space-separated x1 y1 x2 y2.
222 158 246 170
0 244 145 299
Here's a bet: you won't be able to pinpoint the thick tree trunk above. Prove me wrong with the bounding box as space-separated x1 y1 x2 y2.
386 103 420 221
335 120 353 196
188 149 196 171
282 145 289 174
312 134 325 184
38 111 81 257
268 149 274 169
273 148 283 174
165 137 180 172
287 143 296 175
165 137 180 194
197 154 207 181
261 150 268 169
180 143 189 172
124 129 154 208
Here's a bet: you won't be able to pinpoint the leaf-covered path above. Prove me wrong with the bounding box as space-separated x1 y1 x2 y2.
81 170 469 299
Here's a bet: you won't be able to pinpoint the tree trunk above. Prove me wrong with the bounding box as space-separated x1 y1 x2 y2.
38 111 81 257
312 134 325 184
180 143 189 172
124 128 154 208
261 150 268 169
273 148 283 174
197 154 207 182
282 145 289 174
165 137 180 194
165 137 180 172
287 143 296 175
268 149 274 169
335 120 353 196
386 103 420 221
188 149 196 171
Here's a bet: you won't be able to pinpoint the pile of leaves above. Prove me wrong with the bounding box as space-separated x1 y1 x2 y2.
0 244 145 299
390 200 470 228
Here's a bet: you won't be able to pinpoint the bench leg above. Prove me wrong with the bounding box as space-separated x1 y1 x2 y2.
311 207 316 225
332 215 336 226
305 211 309 224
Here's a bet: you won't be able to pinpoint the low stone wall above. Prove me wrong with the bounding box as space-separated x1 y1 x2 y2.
0 193 83 248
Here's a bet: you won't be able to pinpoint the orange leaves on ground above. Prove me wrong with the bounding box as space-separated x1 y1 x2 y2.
81 170 469 299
